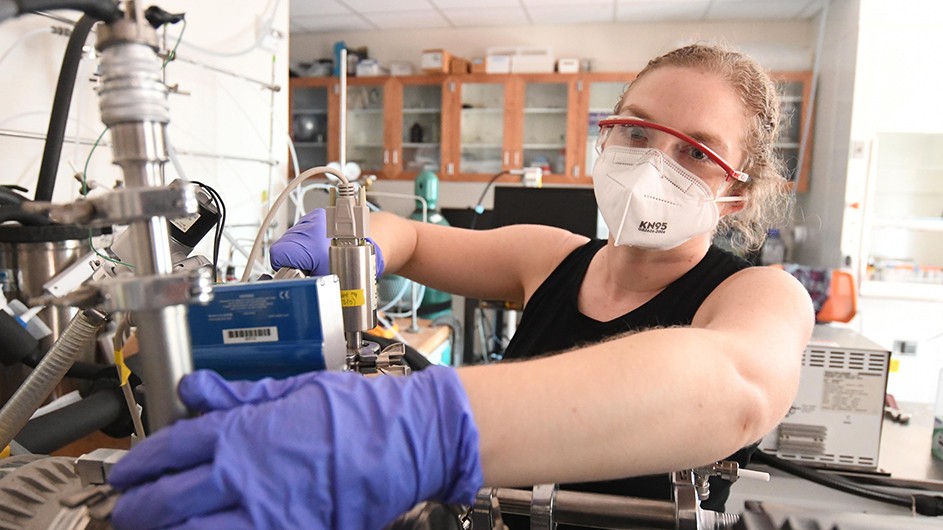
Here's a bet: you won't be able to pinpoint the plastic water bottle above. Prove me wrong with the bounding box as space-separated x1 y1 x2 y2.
933 368 943 461
760 228 786 265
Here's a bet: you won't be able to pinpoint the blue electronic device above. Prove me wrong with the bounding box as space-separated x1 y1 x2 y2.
187 276 347 380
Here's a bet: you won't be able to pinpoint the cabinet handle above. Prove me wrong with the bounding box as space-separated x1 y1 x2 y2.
504 151 509 166
573 165 580 177
447 162 454 175
384 150 389 164
514 151 520 167
393 150 398 165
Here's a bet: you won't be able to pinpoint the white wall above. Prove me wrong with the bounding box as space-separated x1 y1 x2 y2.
0 1 290 271
793 0 860 270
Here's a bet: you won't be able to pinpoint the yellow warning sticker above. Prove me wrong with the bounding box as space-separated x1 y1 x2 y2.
340 289 365 307
889 358 899 373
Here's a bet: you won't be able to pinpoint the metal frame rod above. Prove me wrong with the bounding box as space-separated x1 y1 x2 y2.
0 128 277 166
493 488 676 529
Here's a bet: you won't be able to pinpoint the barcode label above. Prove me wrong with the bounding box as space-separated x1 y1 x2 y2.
222 326 279 344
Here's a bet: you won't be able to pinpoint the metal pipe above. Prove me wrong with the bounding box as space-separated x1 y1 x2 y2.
339 48 347 169
134 305 192 428
493 488 676 529
95 21 193 430
0 128 278 166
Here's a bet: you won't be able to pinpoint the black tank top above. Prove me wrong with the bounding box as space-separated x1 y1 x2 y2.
500 239 752 525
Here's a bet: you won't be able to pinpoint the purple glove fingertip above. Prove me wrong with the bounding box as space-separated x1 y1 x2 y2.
366 237 385 278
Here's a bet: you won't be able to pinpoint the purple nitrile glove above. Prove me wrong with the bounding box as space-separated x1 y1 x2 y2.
107 366 483 530
269 208 385 278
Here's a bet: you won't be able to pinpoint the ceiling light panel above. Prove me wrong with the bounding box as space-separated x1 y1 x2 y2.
342 0 434 13
441 6 531 27
291 14 374 33
290 0 353 17
431 0 520 8
527 5 615 25
362 10 452 30
615 0 709 22
706 0 808 20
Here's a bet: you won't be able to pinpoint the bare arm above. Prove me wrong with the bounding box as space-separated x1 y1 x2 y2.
369 211 587 304
458 266 814 487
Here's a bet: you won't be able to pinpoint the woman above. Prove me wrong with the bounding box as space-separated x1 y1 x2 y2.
108 44 814 530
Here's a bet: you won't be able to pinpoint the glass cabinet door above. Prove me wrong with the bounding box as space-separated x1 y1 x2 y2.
459 82 505 175
291 83 330 171
346 83 386 174
401 83 442 174
522 81 568 175
583 80 626 177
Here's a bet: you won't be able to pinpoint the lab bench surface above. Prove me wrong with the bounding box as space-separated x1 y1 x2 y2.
878 401 943 483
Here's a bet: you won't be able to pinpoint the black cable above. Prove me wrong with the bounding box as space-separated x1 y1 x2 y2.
13 0 122 22
468 170 508 230
754 449 943 516
14 386 126 454
190 181 226 281
33 14 97 201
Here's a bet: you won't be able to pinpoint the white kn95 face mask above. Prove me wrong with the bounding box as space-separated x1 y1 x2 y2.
592 147 744 250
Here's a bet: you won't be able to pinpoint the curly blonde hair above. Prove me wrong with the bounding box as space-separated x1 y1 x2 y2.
618 44 792 252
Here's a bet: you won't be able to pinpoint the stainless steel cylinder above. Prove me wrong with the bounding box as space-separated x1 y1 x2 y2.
492 487 677 529
0 235 88 407
0 238 83 351
329 242 378 340
95 23 193 431
134 305 192 429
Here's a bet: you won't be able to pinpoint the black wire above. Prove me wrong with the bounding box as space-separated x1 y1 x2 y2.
190 181 226 281
469 170 508 230
753 449 943 515
34 15 96 201
12 1 122 23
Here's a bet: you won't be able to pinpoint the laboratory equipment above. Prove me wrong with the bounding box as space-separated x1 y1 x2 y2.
759 325 891 471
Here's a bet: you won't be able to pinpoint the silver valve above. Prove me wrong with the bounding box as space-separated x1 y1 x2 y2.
326 181 379 365
693 461 770 501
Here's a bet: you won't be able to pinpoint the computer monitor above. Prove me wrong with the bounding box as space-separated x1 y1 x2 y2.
491 186 600 238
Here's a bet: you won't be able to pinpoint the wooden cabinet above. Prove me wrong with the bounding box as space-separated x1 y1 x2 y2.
289 77 336 173
288 70 813 189
446 74 514 179
445 73 584 182
394 76 447 180
575 73 635 179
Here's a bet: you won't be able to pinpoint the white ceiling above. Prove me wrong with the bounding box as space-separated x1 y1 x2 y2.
290 0 827 34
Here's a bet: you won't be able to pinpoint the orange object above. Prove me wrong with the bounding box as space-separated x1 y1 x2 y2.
816 269 857 323
770 265 857 323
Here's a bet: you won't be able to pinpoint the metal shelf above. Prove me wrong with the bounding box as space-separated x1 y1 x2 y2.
860 280 943 301
870 217 943 232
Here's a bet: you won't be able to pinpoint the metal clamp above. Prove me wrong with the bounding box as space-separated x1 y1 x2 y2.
37 268 212 311
75 448 128 486
471 488 504 530
530 483 557 530
27 185 199 226
672 470 699 530
354 341 411 376
97 268 212 312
